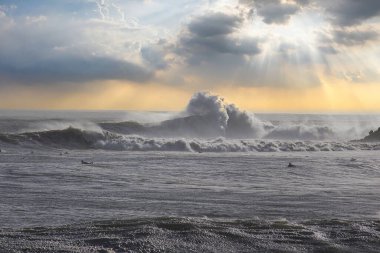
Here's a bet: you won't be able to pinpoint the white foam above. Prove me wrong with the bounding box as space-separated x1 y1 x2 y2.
94 134 380 152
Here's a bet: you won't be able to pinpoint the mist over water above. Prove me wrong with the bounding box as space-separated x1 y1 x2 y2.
184 92 264 138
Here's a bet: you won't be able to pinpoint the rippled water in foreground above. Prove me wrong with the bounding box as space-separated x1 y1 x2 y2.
0 149 379 252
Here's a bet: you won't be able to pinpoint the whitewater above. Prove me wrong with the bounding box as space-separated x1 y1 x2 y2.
0 92 380 252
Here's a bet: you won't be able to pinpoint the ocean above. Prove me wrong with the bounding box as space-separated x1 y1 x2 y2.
0 103 380 252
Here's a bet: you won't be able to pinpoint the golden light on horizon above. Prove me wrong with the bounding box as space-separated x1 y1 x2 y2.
1 80 380 112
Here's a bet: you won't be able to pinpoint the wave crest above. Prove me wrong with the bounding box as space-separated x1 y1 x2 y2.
0 127 105 149
1 126 380 152
185 92 264 138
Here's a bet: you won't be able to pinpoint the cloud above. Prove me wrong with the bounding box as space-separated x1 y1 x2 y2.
0 55 153 85
188 12 243 36
25 15 47 24
316 27 379 56
318 45 338 55
141 47 168 70
323 0 380 27
332 29 378 46
164 11 266 86
175 12 261 65
341 71 364 83
240 0 380 27
294 0 311 6
240 0 302 24
0 7 156 86
0 0 379 92
162 9 323 88
256 2 300 24
140 39 170 70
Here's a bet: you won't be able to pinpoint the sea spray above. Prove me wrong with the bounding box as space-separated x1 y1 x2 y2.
185 92 265 138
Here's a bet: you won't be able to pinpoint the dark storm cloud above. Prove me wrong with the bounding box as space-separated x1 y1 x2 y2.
323 0 380 27
239 0 301 24
0 56 153 85
176 12 261 65
240 0 380 27
188 12 244 36
333 30 378 46
179 35 261 63
161 11 267 86
256 2 300 24
317 28 379 53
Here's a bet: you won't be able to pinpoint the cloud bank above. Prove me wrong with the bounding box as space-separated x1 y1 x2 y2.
0 0 378 92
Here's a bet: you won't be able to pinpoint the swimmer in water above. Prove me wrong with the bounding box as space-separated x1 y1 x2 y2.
81 160 93 165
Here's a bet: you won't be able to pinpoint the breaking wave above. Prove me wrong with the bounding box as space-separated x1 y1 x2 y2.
264 125 336 140
0 127 105 149
185 92 265 137
100 92 266 138
98 92 379 141
1 92 380 151
1 127 380 152
97 92 347 140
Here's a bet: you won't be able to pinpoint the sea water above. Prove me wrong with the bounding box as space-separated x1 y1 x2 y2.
0 108 380 252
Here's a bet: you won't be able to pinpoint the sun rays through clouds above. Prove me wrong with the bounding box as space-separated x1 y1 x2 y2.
0 0 379 111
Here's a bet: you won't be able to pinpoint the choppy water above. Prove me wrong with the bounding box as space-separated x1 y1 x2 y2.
0 107 380 252
1 217 380 253
0 149 380 252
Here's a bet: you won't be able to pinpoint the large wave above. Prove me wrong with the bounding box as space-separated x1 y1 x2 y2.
185 92 265 137
102 92 266 138
0 127 106 149
1 127 380 152
99 92 378 141
1 92 380 151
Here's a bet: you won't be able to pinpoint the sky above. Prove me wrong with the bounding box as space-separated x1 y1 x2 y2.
0 0 379 112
